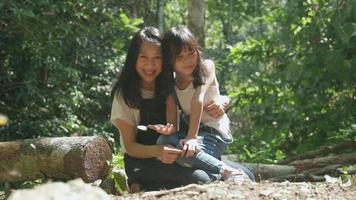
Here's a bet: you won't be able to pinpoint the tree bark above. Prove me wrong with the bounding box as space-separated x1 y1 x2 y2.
268 172 325 182
222 156 297 181
303 164 343 176
222 153 356 182
278 140 356 164
243 163 297 181
187 0 205 47
157 0 164 32
289 153 356 171
0 136 112 182
226 0 233 44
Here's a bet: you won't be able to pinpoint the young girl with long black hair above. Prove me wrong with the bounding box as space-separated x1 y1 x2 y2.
110 27 212 192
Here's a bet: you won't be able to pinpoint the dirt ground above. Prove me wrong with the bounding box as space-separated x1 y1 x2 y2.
113 178 356 200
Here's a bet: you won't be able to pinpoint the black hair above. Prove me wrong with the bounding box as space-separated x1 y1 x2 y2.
162 26 205 88
111 27 173 108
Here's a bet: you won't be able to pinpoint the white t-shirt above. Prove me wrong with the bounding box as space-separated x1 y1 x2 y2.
175 80 232 141
110 89 154 152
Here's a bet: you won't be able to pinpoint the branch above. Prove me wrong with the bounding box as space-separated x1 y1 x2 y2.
289 153 356 171
303 164 343 176
141 184 207 198
278 140 356 164
268 172 325 182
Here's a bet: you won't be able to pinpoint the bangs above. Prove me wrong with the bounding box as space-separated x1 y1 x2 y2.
171 30 198 55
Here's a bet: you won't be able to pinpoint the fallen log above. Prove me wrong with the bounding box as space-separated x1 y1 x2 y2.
347 168 356 175
242 163 296 180
303 164 343 177
222 156 297 180
222 153 356 182
0 136 112 182
278 140 356 164
268 172 325 182
289 153 356 171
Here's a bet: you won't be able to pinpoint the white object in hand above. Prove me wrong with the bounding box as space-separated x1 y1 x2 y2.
137 125 148 131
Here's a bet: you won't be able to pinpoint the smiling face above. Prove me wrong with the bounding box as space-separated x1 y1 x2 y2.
173 47 198 78
135 41 163 90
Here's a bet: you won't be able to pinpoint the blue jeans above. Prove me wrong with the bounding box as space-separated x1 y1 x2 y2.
157 130 231 180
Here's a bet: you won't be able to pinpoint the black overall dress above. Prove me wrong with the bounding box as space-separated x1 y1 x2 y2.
123 97 211 191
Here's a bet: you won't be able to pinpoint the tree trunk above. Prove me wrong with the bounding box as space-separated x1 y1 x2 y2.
226 0 233 44
0 136 112 182
130 0 140 18
187 0 205 47
157 0 164 32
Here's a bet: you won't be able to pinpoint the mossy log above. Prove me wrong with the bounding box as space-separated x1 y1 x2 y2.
0 136 112 182
278 140 356 164
289 153 356 171
222 152 356 182
222 155 297 181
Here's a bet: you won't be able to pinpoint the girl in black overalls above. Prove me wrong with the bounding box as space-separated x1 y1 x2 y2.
110 27 211 192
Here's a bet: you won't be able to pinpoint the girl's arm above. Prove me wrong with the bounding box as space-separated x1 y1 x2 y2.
180 90 203 157
113 119 162 158
112 119 181 163
186 86 204 139
186 60 216 139
180 60 216 156
204 95 230 118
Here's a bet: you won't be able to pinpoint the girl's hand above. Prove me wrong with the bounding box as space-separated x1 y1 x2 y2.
159 145 182 164
204 96 229 118
147 123 174 135
179 138 201 157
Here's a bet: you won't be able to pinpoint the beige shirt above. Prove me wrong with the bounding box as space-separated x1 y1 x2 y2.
175 80 232 141
110 89 154 152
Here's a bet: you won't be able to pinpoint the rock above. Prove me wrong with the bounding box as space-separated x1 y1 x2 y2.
8 179 110 200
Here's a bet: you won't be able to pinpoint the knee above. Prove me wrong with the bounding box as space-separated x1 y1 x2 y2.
190 169 211 185
223 160 256 181
156 135 178 146
156 135 170 145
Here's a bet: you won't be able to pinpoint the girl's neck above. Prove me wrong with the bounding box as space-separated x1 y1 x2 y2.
175 75 192 90
140 81 155 91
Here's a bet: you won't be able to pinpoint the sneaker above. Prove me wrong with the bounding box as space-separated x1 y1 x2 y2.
223 167 251 183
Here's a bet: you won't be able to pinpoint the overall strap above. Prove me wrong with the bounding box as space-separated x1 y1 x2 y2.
171 90 190 131
172 90 208 130
171 90 184 113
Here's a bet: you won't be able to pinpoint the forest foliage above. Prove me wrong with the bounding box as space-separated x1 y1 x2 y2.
1 0 355 163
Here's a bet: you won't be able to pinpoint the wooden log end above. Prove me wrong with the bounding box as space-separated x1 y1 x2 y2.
64 137 112 182
82 137 112 182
